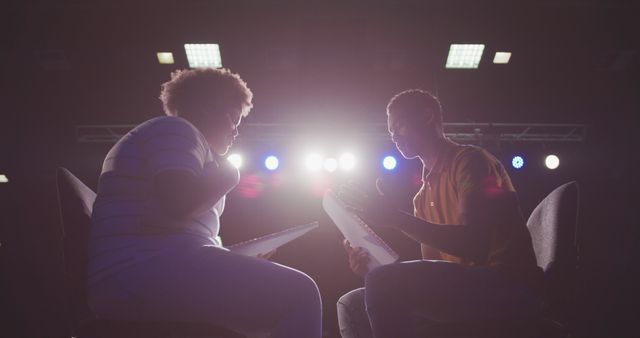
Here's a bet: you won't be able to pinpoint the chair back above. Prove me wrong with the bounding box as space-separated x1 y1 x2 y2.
526 181 579 320
56 167 96 330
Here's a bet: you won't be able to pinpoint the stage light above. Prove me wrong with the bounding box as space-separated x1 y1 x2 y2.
227 153 243 169
446 44 485 69
265 155 279 171
184 44 222 68
383 156 397 170
0 174 8 183
545 154 560 170
324 158 338 172
156 52 175 64
512 156 525 169
493 52 512 64
339 153 356 170
305 153 323 171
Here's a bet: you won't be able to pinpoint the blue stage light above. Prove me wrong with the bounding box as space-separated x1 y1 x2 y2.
512 156 525 169
383 156 397 170
265 155 279 171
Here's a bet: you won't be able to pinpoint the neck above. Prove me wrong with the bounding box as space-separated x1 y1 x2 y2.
419 136 449 170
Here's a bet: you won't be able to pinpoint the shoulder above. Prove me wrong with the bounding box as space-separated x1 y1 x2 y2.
137 116 206 146
452 145 502 175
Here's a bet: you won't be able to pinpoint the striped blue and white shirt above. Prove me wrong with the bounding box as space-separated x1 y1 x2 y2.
88 116 224 285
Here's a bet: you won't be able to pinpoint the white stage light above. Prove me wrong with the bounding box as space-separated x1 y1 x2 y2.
265 156 279 171
0 174 8 183
156 52 175 64
545 155 560 170
184 44 222 68
383 156 397 170
324 158 338 172
305 153 323 171
446 44 485 69
227 153 243 169
493 52 512 64
339 153 356 170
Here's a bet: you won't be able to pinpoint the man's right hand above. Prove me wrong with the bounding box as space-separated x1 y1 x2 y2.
343 239 370 278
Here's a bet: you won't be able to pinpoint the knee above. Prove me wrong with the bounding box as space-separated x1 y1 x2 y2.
337 288 365 317
364 264 399 294
285 270 321 307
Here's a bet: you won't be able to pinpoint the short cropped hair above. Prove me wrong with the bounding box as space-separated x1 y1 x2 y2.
159 68 253 119
386 89 443 127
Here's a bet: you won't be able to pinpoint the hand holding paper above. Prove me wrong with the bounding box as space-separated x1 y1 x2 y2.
323 190 399 271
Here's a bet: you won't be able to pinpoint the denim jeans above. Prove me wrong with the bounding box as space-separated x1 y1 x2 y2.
337 260 542 338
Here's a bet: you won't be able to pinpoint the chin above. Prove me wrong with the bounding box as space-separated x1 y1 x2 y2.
397 147 418 159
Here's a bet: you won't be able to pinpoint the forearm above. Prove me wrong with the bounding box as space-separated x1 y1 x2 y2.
393 211 486 261
154 167 238 219
185 173 234 216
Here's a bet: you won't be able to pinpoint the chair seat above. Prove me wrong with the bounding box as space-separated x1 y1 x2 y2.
418 316 569 338
76 318 245 338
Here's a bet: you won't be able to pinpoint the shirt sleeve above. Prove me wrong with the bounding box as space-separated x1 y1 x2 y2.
143 119 207 177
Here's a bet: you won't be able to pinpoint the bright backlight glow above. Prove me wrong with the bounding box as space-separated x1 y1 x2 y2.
545 155 560 170
324 158 338 172
446 44 485 69
493 52 512 64
512 156 525 169
227 153 243 169
184 44 222 68
265 156 279 171
339 153 356 170
156 52 175 64
305 153 323 171
383 156 397 170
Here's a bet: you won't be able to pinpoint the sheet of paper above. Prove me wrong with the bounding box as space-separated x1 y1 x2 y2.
227 221 319 257
322 190 399 270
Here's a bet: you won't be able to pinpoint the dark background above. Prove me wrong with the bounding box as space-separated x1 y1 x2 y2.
1 0 639 337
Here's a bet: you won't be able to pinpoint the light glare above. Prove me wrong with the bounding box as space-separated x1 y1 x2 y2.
184 44 222 68
305 153 323 171
512 156 525 169
383 156 397 170
0 174 8 183
339 153 356 170
446 44 485 69
324 158 338 172
545 155 560 170
265 156 279 171
227 154 243 169
156 52 175 64
493 52 512 64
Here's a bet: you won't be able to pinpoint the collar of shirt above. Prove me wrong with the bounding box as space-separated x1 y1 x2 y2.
423 139 459 182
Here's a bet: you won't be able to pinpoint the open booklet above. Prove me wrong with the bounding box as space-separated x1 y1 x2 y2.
227 221 319 257
322 190 399 270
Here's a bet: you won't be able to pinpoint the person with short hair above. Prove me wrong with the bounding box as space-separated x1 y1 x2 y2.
337 89 543 338
88 68 322 338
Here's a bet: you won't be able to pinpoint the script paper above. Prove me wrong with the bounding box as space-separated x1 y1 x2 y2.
227 221 319 257
322 191 399 270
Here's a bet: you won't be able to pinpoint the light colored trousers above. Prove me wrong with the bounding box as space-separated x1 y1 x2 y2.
337 260 542 338
88 245 322 338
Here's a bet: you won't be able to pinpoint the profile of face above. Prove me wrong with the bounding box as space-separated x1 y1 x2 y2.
387 113 424 159
197 106 243 156
388 111 434 159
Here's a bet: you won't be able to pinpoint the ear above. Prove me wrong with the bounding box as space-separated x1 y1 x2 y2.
424 108 436 126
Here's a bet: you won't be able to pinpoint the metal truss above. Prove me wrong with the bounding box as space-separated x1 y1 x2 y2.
76 122 587 143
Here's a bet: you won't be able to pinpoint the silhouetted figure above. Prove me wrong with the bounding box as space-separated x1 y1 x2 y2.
338 90 543 338
88 68 322 338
